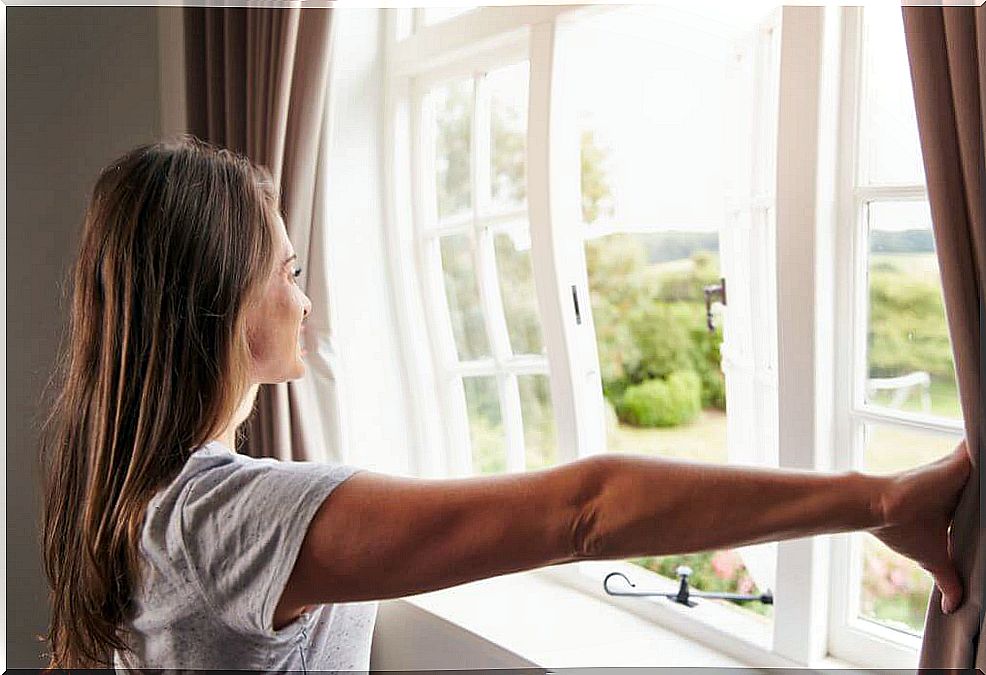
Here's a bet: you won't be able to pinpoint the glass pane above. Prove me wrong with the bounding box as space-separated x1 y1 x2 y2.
859 536 932 637
440 234 490 360
866 201 960 419
518 375 557 470
862 422 962 476
488 61 529 213
493 228 544 355
421 6 475 26
567 4 777 231
859 5 925 186
433 77 473 221
463 376 505 475
856 423 963 634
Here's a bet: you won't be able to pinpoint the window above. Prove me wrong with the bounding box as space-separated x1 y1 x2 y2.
827 5 963 666
383 5 957 669
413 60 558 476
562 4 781 628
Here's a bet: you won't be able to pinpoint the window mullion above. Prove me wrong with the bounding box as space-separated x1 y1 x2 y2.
528 20 604 465
471 70 526 472
769 6 831 666
499 373 526 472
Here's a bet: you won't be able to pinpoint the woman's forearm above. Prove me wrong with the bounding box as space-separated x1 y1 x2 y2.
573 453 890 560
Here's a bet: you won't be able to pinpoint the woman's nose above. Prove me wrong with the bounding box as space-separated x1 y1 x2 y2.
302 294 312 318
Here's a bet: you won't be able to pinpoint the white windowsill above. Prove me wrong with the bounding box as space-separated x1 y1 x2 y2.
398 564 874 670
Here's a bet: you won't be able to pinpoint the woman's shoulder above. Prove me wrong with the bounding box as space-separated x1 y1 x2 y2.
145 442 353 531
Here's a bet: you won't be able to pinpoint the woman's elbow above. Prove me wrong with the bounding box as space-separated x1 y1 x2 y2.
561 454 612 561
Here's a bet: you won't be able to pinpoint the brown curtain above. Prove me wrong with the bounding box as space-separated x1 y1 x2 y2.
902 5 985 669
184 6 345 464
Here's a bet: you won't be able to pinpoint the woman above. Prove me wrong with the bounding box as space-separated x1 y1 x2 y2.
40 136 972 670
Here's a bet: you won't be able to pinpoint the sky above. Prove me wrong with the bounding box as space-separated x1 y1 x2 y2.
555 3 925 233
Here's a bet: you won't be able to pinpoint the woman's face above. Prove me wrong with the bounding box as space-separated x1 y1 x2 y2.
243 215 313 384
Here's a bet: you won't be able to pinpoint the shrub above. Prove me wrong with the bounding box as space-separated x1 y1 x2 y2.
690 324 726 410
615 370 701 427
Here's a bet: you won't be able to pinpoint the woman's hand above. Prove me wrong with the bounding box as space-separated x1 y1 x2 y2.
869 440 972 614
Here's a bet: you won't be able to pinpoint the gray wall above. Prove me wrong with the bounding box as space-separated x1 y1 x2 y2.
7 6 163 666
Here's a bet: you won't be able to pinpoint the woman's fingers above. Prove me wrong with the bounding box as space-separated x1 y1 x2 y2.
933 557 963 614
938 442 970 614
873 439 971 615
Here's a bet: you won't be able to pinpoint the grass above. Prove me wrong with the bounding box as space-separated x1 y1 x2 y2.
604 406 727 464
870 252 942 286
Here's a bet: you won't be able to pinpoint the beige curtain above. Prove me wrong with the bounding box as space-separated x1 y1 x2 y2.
902 5 984 669
184 6 345 464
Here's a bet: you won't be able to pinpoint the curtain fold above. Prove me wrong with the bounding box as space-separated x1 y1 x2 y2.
184 5 344 464
902 5 984 669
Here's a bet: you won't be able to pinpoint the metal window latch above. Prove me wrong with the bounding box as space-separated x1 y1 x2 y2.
704 277 726 332
571 284 582 325
604 566 773 608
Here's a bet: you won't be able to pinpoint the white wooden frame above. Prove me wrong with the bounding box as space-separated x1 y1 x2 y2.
827 6 965 668
396 12 578 478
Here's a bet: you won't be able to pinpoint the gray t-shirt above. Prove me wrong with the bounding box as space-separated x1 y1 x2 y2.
113 440 378 671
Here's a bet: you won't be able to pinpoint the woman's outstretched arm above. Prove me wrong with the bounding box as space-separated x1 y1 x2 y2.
276 442 970 622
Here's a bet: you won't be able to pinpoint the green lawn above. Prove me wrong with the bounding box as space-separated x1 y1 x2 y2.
603 406 727 464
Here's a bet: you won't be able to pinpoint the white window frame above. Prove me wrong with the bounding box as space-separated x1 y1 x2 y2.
826 6 965 667
381 5 938 670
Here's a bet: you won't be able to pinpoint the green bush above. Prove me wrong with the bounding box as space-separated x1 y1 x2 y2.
625 303 697 383
690 323 726 410
615 370 701 427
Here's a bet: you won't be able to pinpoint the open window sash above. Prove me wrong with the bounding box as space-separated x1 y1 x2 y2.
719 7 782 597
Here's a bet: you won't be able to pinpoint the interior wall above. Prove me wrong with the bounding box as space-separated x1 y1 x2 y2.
6 6 163 666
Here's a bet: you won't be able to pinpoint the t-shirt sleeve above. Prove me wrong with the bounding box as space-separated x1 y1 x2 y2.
178 455 361 637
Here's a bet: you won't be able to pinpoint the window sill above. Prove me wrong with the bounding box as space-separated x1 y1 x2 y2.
394 563 871 669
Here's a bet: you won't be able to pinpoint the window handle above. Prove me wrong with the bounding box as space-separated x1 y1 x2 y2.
704 277 727 332
603 567 773 608
571 284 582 325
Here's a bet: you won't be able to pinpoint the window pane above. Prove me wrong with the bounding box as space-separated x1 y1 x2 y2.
463 376 505 474
858 6 925 186
856 423 962 635
493 228 544 355
566 5 774 231
518 375 556 470
440 234 490 360
421 6 475 26
862 422 961 476
488 61 529 213
433 77 473 221
866 201 959 419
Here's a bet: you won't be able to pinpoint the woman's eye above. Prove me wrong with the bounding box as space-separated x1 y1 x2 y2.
292 266 303 279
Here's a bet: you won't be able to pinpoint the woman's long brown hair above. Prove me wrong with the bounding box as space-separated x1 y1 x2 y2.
39 136 279 668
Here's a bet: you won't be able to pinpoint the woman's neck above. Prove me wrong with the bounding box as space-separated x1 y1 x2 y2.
212 382 261 452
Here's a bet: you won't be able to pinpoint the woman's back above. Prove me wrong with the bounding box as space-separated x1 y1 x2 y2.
114 441 377 671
